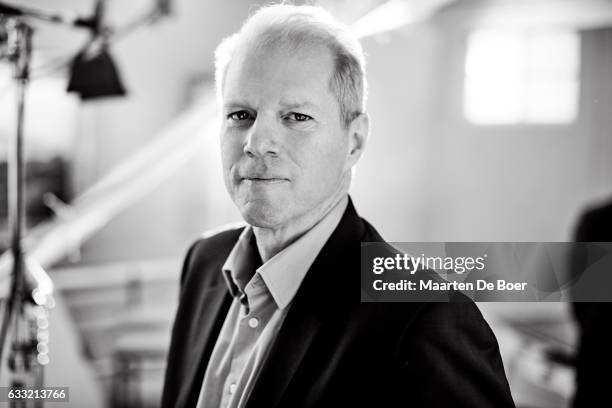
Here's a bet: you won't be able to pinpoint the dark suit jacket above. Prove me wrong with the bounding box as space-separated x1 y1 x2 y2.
572 199 612 408
162 199 515 407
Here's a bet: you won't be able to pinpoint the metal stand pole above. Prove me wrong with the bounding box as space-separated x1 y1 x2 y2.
0 18 31 379
0 18 56 408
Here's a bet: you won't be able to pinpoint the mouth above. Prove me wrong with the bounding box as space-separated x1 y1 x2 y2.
241 177 289 184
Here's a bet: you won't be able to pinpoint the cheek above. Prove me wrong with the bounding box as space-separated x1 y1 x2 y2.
220 136 243 193
220 133 243 167
320 133 348 168
296 136 347 186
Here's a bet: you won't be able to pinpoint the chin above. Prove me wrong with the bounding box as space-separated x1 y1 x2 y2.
239 201 286 228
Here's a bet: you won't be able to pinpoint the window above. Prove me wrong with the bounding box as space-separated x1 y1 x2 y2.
464 28 580 125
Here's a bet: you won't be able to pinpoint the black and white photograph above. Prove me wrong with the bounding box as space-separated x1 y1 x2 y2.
1 1 611 407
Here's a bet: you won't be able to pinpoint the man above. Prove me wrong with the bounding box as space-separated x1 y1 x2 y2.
162 4 514 407
571 198 612 408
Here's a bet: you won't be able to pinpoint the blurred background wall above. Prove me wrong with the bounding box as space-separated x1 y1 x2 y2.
1 0 611 407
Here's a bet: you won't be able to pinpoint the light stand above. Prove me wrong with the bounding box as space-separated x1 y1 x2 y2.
0 16 54 406
0 0 169 402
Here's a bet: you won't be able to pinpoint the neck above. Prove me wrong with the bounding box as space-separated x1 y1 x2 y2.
253 175 350 262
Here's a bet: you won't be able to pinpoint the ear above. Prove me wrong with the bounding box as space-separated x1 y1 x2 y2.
345 113 369 169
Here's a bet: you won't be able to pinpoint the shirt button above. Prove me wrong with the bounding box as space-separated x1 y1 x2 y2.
229 383 237 394
248 317 259 328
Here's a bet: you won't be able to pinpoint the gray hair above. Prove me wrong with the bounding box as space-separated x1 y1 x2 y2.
214 4 367 128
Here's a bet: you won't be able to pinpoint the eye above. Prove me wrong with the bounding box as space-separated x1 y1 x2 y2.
227 110 253 122
286 112 313 122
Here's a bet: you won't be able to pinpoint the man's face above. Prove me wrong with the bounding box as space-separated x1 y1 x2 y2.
220 43 353 229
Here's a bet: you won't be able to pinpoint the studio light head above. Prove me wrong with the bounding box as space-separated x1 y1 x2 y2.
67 43 126 100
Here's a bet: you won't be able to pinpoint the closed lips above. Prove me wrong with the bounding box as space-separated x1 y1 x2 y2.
242 177 288 182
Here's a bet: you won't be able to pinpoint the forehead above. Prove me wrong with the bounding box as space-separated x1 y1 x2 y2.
223 42 338 110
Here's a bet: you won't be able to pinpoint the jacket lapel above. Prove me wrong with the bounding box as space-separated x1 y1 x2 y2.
176 284 232 408
245 198 365 407
245 303 321 407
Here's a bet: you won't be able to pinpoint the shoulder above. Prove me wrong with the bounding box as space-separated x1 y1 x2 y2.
382 297 506 375
585 199 612 221
575 198 612 240
179 222 245 286
370 293 492 341
360 217 385 242
408 297 495 338
390 300 513 406
188 222 245 262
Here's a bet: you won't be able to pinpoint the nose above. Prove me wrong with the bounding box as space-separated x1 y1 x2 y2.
243 114 280 158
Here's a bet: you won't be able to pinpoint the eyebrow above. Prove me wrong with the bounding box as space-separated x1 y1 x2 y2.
223 100 251 110
223 100 319 111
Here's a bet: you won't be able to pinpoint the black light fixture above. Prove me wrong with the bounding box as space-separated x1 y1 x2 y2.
2 0 173 100
67 43 126 100
67 0 126 100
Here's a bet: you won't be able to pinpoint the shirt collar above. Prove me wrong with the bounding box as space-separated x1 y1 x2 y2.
221 195 349 310
221 227 261 299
